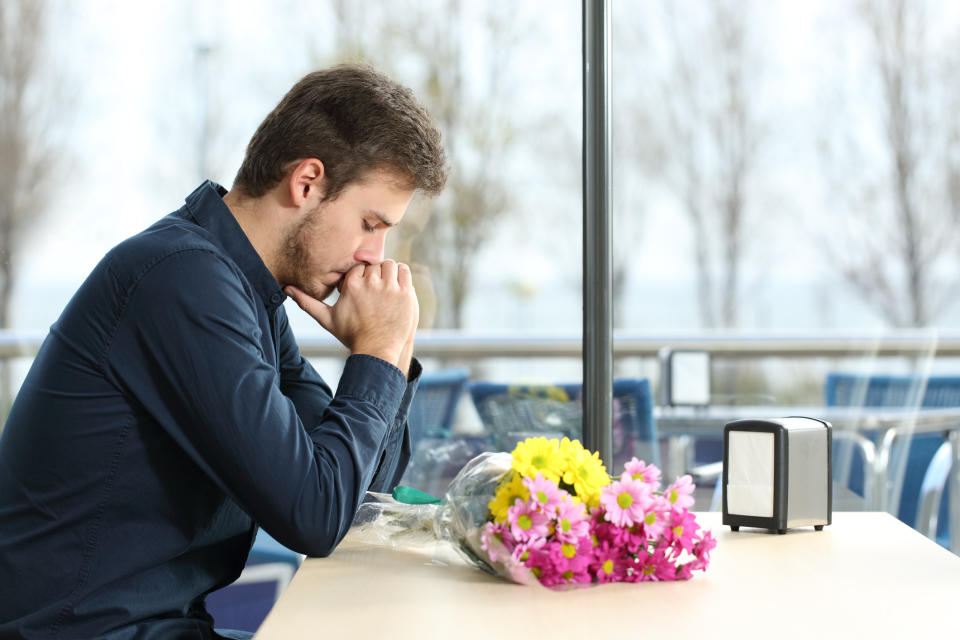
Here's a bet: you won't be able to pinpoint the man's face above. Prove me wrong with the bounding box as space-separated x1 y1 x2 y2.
278 171 415 301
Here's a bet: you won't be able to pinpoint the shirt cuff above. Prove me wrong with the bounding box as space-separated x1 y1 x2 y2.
336 354 408 421
407 357 423 383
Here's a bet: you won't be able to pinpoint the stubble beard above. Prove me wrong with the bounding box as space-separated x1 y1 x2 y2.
281 204 336 301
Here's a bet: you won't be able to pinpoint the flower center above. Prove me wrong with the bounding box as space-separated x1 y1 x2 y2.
669 489 678 503
602 559 614 575
633 472 645 482
645 512 657 526
673 525 683 537
518 514 533 530
560 518 572 533
561 543 576 559
537 490 549 503
643 564 656 576
617 492 633 509
562 570 574 580
532 454 547 468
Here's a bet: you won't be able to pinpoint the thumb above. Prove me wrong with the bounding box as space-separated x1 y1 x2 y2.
285 286 335 332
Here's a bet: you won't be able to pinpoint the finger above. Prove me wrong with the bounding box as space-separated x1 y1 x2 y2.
285 286 334 330
397 262 412 288
380 259 398 284
343 265 365 288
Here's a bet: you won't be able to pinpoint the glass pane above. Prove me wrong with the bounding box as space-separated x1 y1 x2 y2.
614 1 960 534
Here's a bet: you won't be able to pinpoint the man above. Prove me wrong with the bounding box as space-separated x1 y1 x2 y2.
0 64 447 639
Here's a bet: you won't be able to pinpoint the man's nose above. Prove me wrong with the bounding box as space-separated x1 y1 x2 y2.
354 234 386 265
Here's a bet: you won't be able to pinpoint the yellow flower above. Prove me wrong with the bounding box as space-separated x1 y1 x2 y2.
487 472 529 523
510 437 564 483
559 437 610 507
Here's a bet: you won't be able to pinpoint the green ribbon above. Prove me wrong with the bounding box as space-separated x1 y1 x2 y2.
392 485 441 505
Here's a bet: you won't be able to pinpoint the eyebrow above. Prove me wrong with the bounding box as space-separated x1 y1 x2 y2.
364 209 397 227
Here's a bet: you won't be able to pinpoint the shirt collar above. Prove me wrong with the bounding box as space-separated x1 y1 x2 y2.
182 180 287 311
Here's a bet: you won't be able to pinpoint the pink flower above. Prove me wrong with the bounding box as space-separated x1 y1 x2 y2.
545 537 594 585
525 545 561 586
664 509 700 555
599 476 651 527
478 526 539 585
553 497 590 543
510 536 547 565
637 493 670 539
690 530 717 571
507 498 550 542
622 457 661 490
480 522 510 563
664 475 696 511
522 472 567 516
590 543 628 583
631 547 677 582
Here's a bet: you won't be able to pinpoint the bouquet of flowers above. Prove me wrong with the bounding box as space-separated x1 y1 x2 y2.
352 436 715 588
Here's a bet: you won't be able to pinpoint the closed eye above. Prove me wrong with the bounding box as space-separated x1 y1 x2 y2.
362 220 376 233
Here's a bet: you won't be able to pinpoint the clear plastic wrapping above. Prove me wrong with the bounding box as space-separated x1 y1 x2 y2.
352 452 534 579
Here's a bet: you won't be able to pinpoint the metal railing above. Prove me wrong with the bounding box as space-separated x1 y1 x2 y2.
4 329 960 359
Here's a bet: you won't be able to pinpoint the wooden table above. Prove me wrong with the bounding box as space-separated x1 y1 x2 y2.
255 512 960 639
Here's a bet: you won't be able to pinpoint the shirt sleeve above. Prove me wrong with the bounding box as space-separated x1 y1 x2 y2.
272 306 418 494
104 248 404 557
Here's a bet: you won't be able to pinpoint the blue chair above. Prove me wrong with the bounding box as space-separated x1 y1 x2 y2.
831 431 877 504
399 368 477 497
205 529 302 633
824 372 957 528
468 378 658 472
407 368 470 447
916 441 952 550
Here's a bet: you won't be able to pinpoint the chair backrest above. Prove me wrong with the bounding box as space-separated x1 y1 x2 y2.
832 431 876 503
825 372 960 408
916 441 952 548
824 372 954 526
468 378 658 471
407 368 469 445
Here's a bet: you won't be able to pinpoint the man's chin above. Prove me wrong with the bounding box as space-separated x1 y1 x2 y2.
291 282 335 303
315 283 338 302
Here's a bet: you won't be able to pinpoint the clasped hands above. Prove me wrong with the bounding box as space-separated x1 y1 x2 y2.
285 260 419 375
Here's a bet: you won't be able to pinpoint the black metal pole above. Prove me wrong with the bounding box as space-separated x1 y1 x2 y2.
582 0 613 466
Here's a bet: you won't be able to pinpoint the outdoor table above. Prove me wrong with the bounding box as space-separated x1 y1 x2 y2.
656 405 960 551
254 511 960 639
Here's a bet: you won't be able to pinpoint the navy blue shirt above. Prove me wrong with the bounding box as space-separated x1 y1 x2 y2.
0 182 416 639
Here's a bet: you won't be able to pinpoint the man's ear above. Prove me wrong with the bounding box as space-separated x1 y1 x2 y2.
288 158 326 207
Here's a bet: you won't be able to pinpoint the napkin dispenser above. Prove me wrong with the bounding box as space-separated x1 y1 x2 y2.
722 417 832 534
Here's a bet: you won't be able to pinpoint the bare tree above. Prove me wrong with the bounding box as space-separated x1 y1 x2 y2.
819 0 959 327
384 0 520 330
323 0 522 329
652 0 766 329
0 0 60 329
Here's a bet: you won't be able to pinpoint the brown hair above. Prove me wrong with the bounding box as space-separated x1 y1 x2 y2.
233 64 447 201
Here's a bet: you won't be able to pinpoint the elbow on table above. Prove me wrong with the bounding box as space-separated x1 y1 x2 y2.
278 523 349 559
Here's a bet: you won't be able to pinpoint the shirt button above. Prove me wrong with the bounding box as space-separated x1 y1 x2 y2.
270 293 283 304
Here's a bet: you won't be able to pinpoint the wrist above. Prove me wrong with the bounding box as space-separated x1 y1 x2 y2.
352 342 403 370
